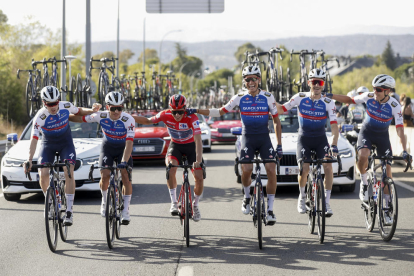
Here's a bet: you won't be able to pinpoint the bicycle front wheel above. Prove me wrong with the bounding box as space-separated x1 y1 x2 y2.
58 181 68 241
106 185 116 249
364 172 376 232
45 186 58 252
316 178 326 244
184 183 190 247
116 181 122 238
25 80 35 118
307 181 315 234
378 178 398 241
256 185 263 249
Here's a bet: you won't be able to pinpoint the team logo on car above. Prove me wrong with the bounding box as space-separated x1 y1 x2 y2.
179 123 188 129
391 101 398 107
64 103 71 108
100 113 107 118
121 116 128 122
40 114 46 120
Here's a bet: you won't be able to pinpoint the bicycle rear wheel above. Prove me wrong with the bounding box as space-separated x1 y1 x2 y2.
316 178 326 244
256 185 263 249
307 180 315 234
364 172 376 232
25 80 36 118
378 178 398 241
184 183 190 247
45 186 58 252
58 181 68 241
116 180 122 237
106 185 116 249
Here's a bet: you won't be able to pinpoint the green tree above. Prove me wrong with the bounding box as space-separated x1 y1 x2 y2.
138 48 158 63
234 42 263 65
119 49 134 64
170 43 202 75
382 40 396 70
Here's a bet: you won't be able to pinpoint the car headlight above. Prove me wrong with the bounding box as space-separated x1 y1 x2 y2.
201 129 209 135
210 128 218 132
3 158 25 167
339 149 353 158
82 156 100 165
163 136 171 140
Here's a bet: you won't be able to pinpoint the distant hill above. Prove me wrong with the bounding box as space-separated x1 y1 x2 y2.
90 34 414 70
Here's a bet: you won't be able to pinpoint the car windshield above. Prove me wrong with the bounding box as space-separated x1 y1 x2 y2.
135 117 166 128
210 112 241 122
268 113 299 133
196 114 206 123
21 121 101 140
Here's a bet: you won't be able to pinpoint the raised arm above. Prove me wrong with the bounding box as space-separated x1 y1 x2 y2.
331 94 353 104
132 115 154 125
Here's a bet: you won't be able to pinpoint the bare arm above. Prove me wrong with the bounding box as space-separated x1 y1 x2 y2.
69 114 84 123
25 138 38 173
272 115 282 146
275 102 285 115
76 103 101 116
132 115 153 125
332 94 353 104
330 123 339 154
193 133 203 168
396 127 407 151
196 108 226 117
122 140 133 163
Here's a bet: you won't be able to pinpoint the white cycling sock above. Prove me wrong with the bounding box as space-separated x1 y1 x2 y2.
101 189 107 204
123 195 131 213
299 186 306 198
169 188 177 203
325 189 331 204
66 194 74 213
267 194 275 212
193 194 201 206
360 173 368 186
244 186 251 198
384 194 390 208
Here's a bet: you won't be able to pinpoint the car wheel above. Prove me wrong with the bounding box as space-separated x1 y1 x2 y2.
339 182 356 193
3 193 21 201
204 147 211 153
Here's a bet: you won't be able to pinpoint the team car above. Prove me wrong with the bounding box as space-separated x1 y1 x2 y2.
208 110 242 143
233 109 356 192
1 120 102 201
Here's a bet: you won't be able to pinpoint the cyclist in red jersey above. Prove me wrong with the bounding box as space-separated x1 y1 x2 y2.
133 94 204 221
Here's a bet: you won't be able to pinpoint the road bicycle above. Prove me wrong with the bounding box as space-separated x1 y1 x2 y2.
314 50 340 94
23 155 71 252
129 72 141 110
166 157 206 247
119 74 132 110
362 145 412 241
290 49 318 93
149 65 162 110
17 67 42 118
89 159 131 249
300 151 341 244
89 57 117 108
237 151 280 249
160 71 175 109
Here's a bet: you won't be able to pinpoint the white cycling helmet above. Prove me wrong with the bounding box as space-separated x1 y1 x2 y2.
308 68 326 79
242 65 261 78
105 91 124 105
41 86 60 102
372 74 395 88
356 86 369 95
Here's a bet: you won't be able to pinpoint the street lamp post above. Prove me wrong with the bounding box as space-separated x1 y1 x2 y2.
178 61 194 91
159 30 182 73
190 71 200 101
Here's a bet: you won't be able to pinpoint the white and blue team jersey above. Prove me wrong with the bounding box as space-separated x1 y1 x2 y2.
352 92 403 131
223 90 278 135
82 111 135 146
282 92 337 137
32 101 80 142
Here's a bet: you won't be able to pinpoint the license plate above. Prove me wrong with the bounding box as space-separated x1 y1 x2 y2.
221 133 233 137
133 146 155 152
285 167 299 175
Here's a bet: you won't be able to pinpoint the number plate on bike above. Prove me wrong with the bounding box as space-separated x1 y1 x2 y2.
59 172 65 180
133 146 155 152
221 133 234 137
285 167 299 175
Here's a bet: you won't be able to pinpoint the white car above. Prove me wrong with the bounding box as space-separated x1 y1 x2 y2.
1 121 102 201
233 110 356 192
196 114 212 152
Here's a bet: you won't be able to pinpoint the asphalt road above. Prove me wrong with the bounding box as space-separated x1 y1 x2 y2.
1 144 414 276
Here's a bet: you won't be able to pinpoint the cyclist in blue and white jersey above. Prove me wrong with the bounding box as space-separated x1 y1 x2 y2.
278 69 339 217
71 91 135 225
187 65 282 225
327 75 412 224
24 86 101 226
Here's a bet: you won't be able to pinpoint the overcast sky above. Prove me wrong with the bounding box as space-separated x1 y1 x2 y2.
3 0 414 44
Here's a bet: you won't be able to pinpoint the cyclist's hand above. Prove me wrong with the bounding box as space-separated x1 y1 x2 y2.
402 151 412 163
193 161 201 169
92 103 102 111
24 160 32 174
117 161 128 169
325 93 333 99
331 145 339 157
276 145 283 159
186 108 197 115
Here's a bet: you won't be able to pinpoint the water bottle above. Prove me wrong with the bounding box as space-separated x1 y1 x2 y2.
56 189 61 210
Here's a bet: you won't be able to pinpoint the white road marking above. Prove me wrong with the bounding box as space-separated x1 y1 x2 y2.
178 266 194 276
394 179 414 193
0 193 3 198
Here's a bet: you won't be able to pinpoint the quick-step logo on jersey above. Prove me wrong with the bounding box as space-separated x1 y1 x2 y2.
365 98 393 129
99 118 128 144
41 109 70 136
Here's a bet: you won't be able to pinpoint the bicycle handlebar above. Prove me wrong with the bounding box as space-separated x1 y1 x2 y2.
237 158 280 176
166 163 206 180
373 155 412 172
23 160 72 181
300 155 342 176
88 163 132 182
17 69 40 79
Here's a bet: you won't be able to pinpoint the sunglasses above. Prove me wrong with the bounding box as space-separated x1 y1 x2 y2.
310 79 325 86
109 106 123 112
244 77 259 83
373 87 389 93
44 101 59 107
171 110 185 115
